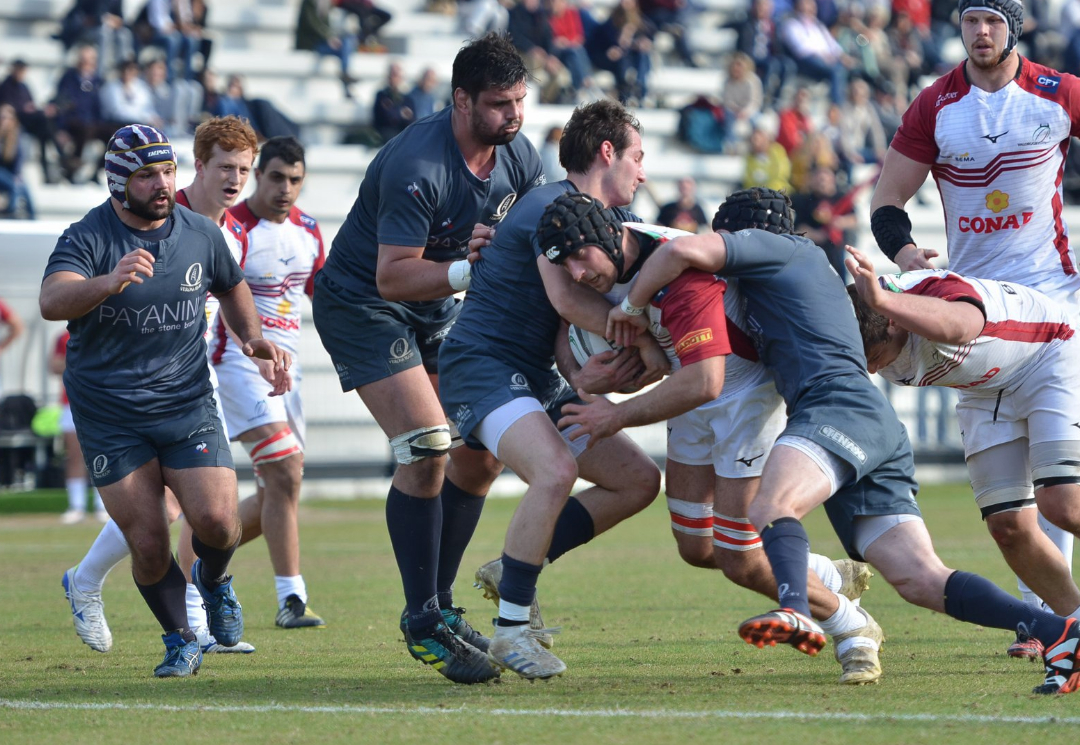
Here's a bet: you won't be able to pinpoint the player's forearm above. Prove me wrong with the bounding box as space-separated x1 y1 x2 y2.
612 358 724 428
376 256 462 302
626 234 725 309
39 274 114 321
551 281 616 336
553 321 582 383
876 292 985 345
215 281 265 344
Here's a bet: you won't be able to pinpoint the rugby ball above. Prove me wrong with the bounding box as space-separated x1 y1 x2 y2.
567 324 621 366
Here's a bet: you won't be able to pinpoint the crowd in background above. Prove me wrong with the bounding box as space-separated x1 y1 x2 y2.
0 0 1079 221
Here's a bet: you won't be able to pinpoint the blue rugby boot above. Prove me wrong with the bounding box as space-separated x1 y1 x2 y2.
154 631 202 678
191 558 244 647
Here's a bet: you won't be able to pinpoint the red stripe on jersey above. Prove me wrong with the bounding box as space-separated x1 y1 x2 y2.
1052 145 1075 275
981 319 1075 343
932 148 1058 188
671 513 713 530
228 200 260 233
904 274 982 304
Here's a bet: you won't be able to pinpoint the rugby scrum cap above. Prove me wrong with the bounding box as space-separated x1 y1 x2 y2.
538 191 626 277
959 0 1023 62
105 123 176 208
712 187 795 235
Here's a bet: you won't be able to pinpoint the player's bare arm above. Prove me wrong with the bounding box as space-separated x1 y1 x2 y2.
559 355 725 445
606 233 727 344
40 248 156 321
847 246 985 344
870 149 938 270
376 243 473 301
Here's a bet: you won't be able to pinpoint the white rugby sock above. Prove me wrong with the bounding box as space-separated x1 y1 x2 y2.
498 599 531 623
276 575 306 607
74 520 129 593
807 552 842 594
187 582 209 639
819 595 868 639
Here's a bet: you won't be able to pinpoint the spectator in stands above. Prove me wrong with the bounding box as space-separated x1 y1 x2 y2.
819 102 852 185
789 129 840 193
871 79 903 143
55 0 135 76
336 0 393 50
0 105 36 219
144 58 201 137
886 9 925 101
540 125 566 180
839 77 887 170
296 0 359 99
52 44 112 184
655 176 707 233
733 0 794 107
373 62 415 143
509 0 572 104
638 0 696 67
1063 0 1080 76
720 51 764 137
0 296 24 400
858 4 912 106
458 0 511 37
775 85 813 156
135 0 200 83
204 72 300 141
548 0 598 97
743 125 791 192
0 59 63 184
405 67 440 121
892 0 941 73
779 0 853 105
585 0 654 105
101 60 163 131
790 164 857 278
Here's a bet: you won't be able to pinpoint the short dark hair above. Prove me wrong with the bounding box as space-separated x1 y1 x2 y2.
451 32 530 101
257 136 305 171
846 283 891 358
559 100 642 175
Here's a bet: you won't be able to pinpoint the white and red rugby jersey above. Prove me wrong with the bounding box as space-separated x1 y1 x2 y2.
876 269 1074 392
175 188 248 341
212 201 324 361
891 59 1080 306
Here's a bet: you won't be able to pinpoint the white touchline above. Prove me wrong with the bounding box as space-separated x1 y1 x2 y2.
1 700 1077 725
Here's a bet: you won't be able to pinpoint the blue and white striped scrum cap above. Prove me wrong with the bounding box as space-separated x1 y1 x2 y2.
105 124 176 208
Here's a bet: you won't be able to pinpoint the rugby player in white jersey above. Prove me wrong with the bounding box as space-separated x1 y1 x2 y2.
846 246 1080 629
214 136 327 629
869 0 1080 658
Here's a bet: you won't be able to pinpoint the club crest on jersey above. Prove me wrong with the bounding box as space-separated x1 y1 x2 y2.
1035 75 1060 93
1019 123 1052 146
489 193 518 223
180 262 204 292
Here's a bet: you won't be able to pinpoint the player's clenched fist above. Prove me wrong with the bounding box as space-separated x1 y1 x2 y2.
109 248 155 294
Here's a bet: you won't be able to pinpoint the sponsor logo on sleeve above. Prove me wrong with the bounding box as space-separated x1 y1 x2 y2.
674 328 714 356
1035 75 1060 93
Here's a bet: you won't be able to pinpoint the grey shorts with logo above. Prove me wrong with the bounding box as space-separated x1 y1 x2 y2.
71 396 233 487
781 377 922 560
312 272 459 391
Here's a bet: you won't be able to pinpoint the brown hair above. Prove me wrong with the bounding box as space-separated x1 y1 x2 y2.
193 115 259 165
845 283 891 357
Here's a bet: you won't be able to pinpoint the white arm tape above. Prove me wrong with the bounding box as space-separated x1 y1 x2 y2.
620 295 645 316
448 260 472 292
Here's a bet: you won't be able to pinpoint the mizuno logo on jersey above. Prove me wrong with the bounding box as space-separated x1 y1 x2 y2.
981 130 1008 144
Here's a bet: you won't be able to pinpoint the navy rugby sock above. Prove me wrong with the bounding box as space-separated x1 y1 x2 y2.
944 570 1066 645
760 517 811 616
191 533 238 588
436 479 486 610
386 485 443 634
136 556 195 640
546 496 595 563
496 553 542 627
